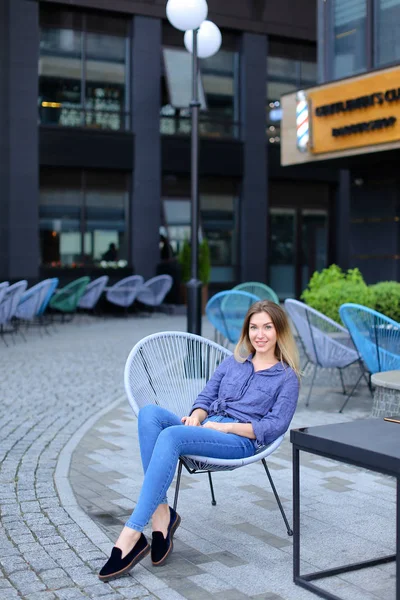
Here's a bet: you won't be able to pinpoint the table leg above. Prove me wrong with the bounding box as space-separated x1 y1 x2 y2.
293 444 300 581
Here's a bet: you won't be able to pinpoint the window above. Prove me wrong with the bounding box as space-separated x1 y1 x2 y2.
266 56 317 144
39 169 129 268
39 7 130 130
376 0 400 66
161 47 239 139
332 0 367 79
162 178 239 282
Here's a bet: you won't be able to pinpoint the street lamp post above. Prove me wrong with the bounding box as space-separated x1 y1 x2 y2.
166 0 222 335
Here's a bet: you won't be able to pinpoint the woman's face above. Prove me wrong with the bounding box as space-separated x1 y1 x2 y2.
248 311 277 355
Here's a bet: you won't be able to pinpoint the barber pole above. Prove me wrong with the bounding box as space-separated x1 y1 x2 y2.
296 90 309 152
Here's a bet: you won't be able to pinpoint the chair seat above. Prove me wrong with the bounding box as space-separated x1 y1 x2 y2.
181 435 284 471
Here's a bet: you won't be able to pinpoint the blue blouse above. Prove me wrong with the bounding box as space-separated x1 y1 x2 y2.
191 355 300 447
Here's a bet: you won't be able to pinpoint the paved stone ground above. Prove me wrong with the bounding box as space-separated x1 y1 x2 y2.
0 314 397 600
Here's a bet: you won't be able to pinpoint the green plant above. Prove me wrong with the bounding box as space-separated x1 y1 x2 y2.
302 264 365 298
178 238 211 285
199 238 211 285
301 265 372 323
370 281 400 322
178 239 191 283
303 281 374 323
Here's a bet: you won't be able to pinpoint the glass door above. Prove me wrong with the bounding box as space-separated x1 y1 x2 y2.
301 210 329 292
269 208 297 299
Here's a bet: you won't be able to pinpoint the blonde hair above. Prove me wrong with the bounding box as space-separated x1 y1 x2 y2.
234 300 300 378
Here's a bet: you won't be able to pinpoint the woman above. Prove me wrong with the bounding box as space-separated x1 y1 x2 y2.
99 300 300 582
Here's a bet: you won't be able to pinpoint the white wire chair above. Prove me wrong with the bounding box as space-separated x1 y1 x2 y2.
0 280 28 345
106 275 144 311
78 275 109 311
124 331 293 536
136 275 173 309
284 299 368 411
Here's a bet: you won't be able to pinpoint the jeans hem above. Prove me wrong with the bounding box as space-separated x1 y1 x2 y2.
125 521 144 532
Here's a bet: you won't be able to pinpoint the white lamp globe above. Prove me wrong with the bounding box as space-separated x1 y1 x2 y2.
166 0 208 32
184 20 222 58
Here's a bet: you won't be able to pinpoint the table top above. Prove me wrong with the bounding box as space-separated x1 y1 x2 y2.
371 370 400 390
290 418 400 476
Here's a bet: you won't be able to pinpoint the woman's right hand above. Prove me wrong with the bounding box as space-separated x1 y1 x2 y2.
181 415 202 426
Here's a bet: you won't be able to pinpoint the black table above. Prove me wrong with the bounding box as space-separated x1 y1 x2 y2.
290 419 400 600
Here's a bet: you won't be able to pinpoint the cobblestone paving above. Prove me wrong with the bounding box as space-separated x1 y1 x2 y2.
1 315 397 600
0 315 194 600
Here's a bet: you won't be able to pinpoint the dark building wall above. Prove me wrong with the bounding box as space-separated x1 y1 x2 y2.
41 0 316 40
131 15 162 279
350 177 400 283
240 32 268 282
0 0 39 280
0 0 9 279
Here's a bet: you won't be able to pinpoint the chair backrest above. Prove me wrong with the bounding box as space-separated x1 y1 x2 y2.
233 282 279 304
206 290 259 344
49 276 90 312
106 275 144 307
339 303 400 374
0 282 9 305
78 275 109 309
136 275 173 306
15 279 54 320
284 299 358 368
0 280 28 325
124 331 231 418
37 278 59 316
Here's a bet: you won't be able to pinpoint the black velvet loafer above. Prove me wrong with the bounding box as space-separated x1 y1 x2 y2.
151 507 181 566
98 533 150 582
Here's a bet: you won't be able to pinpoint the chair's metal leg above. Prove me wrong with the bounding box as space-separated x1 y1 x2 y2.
261 459 293 536
305 364 317 407
302 359 310 373
339 372 364 413
207 472 217 506
338 368 346 395
358 361 373 397
0 326 8 347
173 460 183 511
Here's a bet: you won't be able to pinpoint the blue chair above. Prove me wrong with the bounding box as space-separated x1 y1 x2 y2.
37 278 59 316
233 282 279 304
339 303 400 410
206 290 260 345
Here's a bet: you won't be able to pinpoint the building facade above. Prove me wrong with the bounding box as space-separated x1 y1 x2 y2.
281 0 400 284
1 0 340 299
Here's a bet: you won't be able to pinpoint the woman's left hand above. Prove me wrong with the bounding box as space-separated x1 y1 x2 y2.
203 421 230 433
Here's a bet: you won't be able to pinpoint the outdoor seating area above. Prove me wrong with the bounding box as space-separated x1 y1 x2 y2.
2 312 397 600
0 274 173 345
1 273 399 599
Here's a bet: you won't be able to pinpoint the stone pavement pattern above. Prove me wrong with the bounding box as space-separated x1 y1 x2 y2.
0 315 397 600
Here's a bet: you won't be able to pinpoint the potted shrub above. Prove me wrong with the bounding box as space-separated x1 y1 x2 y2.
301 265 374 323
178 238 211 312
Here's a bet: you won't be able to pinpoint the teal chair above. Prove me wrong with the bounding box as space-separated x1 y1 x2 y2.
233 282 279 304
49 277 90 320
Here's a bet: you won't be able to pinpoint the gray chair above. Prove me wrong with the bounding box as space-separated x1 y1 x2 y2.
0 280 28 345
284 299 368 411
78 275 109 313
106 276 144 313
136 275 173 310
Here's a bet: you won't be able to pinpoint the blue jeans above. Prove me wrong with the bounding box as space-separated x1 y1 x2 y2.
125 404 255 531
